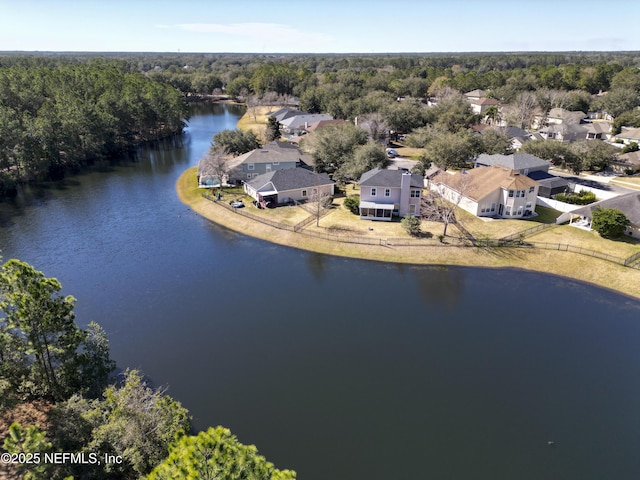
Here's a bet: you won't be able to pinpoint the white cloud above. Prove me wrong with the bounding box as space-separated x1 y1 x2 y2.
156 22 333 52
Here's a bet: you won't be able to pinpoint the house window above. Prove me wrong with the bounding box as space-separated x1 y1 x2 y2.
371 188 377 196
529 186 535 193
505 206 511 216
409 204 416 214
302 190 307 197
410 189 421 198
508 190 514 198
247 163 255 170
247 173 252 179
526 202 532 209
273 161 279 165
517 206 523 216
384 188 390 197
491 203 496 212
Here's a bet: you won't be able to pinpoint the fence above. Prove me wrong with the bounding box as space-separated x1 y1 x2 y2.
202 192 297 231
624 250 640 268
499 223 557 241
529 242 627 266
202 192 640 270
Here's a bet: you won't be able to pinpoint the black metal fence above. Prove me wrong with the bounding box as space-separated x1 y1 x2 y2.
202 192 640 270
499 223 557 241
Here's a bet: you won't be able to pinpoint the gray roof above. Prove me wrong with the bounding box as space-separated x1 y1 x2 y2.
280 114 334 129
475 153 551 171
227 142 313 168
270 108 306 122
528 170 570 188
247 168 334 192
487 126 530 139
359 168 423 188
571 192 640 226
548 108 586 124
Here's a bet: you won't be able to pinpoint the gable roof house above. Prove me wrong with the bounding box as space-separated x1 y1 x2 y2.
431 165 539 219
243 168 335 206
279 114 334 134
546 108 587 125
464 89 487 102
561 192 640 237
470 97 500 115
484 126 535 151
269 108 306 123
475 153 551 175
583 121 613 141
611 150 640 174
358 168 424 221
615 127 640 146
226 141 313 184
539 122 588 142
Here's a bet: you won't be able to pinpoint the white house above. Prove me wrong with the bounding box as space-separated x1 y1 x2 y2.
358 168 423 221
431 165 539 219
561 192 640 238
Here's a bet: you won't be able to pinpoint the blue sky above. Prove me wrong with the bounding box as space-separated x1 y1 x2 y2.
1 0 639 53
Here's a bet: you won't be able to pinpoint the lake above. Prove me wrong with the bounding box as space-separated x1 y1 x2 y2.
1 103 639 479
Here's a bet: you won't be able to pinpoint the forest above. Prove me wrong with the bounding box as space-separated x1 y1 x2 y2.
3 51 640 196
0 56 188 195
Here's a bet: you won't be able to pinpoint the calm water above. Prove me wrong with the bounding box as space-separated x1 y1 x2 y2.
1 103 640 480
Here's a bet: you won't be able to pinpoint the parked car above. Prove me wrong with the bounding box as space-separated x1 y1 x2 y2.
229 200 244 208
386 148 398 158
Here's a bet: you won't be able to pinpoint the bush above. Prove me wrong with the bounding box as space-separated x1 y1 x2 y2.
401 215 421 236
591 207 630 239
555 190 597 205
343 195 360 214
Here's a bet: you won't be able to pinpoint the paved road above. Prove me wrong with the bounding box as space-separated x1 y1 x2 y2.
388 156 418 171
549 168 638 195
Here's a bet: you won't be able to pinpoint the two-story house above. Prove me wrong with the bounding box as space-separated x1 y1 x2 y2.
432 165 539 219
227 141 313 184
358 168 423 221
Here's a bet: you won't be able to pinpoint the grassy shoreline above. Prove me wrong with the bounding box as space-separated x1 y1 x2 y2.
177 167 640 300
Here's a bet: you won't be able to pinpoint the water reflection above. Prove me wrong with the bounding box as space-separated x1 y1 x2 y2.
414 265 465 308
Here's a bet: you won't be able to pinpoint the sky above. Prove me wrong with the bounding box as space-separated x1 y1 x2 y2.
1 0 639 54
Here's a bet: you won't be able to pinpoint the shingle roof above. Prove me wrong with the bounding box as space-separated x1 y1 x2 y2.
227 142 312 168
475 153 551 171
615 150 640 167
434 165 539 201
571 192 640 226
358 168 423 188
617 127 640 142
464 89 486 98
548 108 586 124
247 168 334 192
280 114 334 129
470 97 499 106
527 170 570 189
583 122 612 134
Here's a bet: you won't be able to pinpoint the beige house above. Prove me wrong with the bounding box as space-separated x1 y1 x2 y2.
431 165 539 219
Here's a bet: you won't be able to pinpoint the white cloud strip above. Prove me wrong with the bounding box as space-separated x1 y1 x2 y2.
156 22 332 50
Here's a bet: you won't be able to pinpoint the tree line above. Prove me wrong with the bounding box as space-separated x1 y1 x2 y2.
0 258 295 479
0 57 188 196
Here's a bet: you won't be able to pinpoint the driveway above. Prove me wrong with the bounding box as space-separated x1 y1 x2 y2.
549 168 637 195
388 157 418 171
